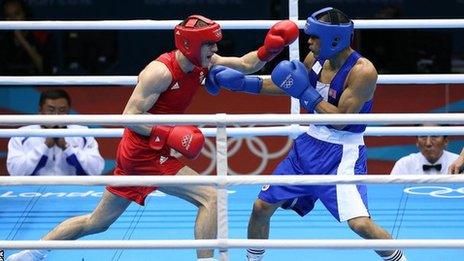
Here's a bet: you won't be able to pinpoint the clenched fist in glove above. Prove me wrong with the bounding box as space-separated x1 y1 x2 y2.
149 125 205 159
257 20 299 62
271 60 322 112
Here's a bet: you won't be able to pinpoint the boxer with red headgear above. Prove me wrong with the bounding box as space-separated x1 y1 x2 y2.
7 14 299 261
174 15 222 67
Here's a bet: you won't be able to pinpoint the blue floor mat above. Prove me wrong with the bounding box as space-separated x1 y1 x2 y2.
1 184 463 260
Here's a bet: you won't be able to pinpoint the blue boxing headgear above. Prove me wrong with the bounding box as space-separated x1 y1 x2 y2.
304 7 354 60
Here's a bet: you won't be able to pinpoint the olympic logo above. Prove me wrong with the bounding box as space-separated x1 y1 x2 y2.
280 75 294 89
174 125 292 175
403 186 464 198
181 134 193 149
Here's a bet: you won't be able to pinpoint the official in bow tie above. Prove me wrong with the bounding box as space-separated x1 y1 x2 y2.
391 129 459 175
422 164 442 172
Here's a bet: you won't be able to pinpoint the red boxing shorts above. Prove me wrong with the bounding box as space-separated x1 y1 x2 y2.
106 128 185 205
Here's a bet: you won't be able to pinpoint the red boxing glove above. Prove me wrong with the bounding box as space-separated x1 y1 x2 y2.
257 20 299 62
149 125 205 159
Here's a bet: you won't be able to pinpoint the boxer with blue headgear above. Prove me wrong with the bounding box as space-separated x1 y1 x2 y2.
203 7 408 261
304 7 354 60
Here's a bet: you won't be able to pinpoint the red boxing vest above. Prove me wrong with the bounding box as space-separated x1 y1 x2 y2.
148 50 208 114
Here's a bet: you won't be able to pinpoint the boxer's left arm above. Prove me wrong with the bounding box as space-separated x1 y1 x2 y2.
317 59 377 114
210 50 265 75
123 61 171 136
315 59 377 129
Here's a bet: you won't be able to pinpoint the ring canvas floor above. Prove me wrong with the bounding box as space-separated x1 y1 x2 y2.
1 183 463 261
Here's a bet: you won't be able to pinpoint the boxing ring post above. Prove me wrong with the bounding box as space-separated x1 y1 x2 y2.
288 0 302 142
288 0 301 117
215 114 230 261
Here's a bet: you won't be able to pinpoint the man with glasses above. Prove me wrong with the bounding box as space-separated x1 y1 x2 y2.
391 128 459 175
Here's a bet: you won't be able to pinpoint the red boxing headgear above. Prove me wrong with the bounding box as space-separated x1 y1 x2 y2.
174 15 222 67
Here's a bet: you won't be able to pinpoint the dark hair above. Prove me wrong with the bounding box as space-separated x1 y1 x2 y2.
316 8 351 25
180 15 209 28
39 89 71 107
1 0 30 19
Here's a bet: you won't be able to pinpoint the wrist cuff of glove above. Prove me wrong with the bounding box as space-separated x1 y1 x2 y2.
149 125 172 150
243 76 263 94
257 46 282 62
300 89 323 112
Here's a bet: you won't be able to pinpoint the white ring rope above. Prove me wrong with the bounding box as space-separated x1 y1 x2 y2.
0 76 135 85
0 113 462 126
1 175 464 186
0 19 463 30
1 239 463 250
1 74 464 85
0 126 463 138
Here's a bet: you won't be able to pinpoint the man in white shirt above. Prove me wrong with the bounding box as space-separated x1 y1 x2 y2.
7 89 104 176
391 132 459 175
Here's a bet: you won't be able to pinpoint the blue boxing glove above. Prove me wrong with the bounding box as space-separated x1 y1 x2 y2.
205 65 263 95
271 60 323 112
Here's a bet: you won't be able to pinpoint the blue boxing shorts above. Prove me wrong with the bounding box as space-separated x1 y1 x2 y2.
258 125 370 222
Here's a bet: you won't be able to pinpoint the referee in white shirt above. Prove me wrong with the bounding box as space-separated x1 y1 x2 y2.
391 129 459 175
7 89 105 176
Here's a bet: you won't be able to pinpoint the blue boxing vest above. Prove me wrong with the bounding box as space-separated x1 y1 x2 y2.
307 51 373 133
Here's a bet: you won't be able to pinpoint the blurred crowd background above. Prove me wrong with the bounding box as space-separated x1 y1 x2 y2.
1 0 463 76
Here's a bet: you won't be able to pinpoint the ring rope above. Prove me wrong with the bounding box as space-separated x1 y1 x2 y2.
0 126 463 138
1 74 464 85
1 175 463 187
0 19 463 30
0 113 462 126
1 239 463 250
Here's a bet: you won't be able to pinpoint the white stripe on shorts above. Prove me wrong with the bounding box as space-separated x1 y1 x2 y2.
336 144 370 221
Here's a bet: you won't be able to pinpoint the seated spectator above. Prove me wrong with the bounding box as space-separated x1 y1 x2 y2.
7 89 105 176
391 128 459 175
449 148 464 174
0 0 53 75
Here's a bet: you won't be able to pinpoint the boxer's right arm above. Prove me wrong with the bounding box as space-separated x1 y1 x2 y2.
123 61 171 136
271 60 322 112
149 125 205 159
